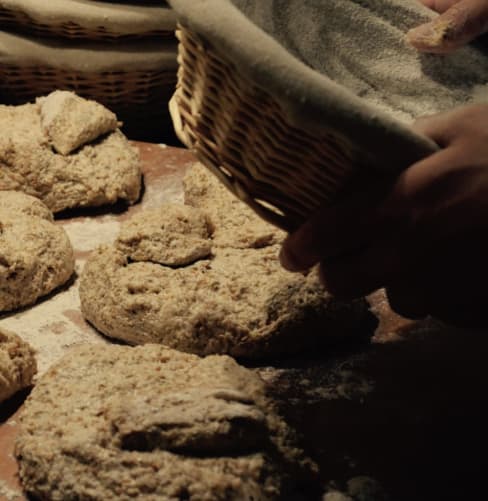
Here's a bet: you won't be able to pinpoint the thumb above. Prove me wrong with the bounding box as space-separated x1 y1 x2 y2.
406 0 488 53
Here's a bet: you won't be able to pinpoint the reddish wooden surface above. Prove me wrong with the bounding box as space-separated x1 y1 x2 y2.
1 144 488 500
0 143 196 501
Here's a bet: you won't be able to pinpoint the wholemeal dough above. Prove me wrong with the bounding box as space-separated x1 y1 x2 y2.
38 90 119 155
116 204 213 266
0 93 141 212
0 191 74 311
0 328 36 404
0 190 53 221
184 163 285 249
16 343 316 500
80 165 376 358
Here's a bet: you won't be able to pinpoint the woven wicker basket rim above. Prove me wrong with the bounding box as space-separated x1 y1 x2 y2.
0 0 177 35
0 30 177 73
168 0 439 173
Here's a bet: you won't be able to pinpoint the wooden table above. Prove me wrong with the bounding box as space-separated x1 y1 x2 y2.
1 144 488 501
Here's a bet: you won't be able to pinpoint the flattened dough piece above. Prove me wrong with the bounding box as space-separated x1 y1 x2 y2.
0 100 141 212
0 192 74 311
115 204 213 266
16 344 315 500
80 243 374 358
39 90 119 155
184 163 285 249
0 328 37 404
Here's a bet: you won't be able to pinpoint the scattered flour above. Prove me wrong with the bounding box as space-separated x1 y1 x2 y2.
0 480 23 501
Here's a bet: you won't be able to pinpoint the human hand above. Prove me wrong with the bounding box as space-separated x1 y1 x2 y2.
280 104 488 327
407 0 488 53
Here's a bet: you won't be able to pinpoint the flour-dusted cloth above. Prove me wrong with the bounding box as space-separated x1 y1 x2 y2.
168 0 488 229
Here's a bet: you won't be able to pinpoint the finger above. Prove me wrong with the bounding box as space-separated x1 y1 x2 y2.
386 243 488 326
317 230 422 299
412 112 456 147
407 0 488 53
316 144 473 298
418 0 463 14
413 104 488 149
280 174 395 272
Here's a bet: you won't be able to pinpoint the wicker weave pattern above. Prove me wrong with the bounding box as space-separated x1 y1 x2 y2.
171 26 365 231
0 64 176 137
0 64 176 105
0 8 175 42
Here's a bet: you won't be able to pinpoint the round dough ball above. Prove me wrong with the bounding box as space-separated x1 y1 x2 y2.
115 204 213 266
0 327 37 403
16 343 315 500
0 190 53 221
80 242 374 358
0 192 74 311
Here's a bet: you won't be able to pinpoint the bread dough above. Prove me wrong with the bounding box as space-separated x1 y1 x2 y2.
80 166 376 358
0 94 141 212
38 91 119 155
0 328 36 403
0 191 74 311
184 163 285 249
16 343 315 500
115 203 213 266
0 190 52 221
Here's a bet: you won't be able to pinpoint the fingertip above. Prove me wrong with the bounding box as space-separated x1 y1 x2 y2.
279 240 307 272
406 22 450 53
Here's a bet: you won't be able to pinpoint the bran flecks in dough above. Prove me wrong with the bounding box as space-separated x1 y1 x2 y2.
80 166 376 358
0 191 74 312
38 90 119 155
0 328 36 404
0 93 141 212
116 204 214 267
184 163 285 249
15 344 316 500
0 190 53 221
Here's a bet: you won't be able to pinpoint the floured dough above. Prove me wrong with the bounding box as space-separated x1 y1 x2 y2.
0 191 74 311
0 328 36 404
116 204 213 266
184 163 285 249
80 165 376 358
38 90 119 155
0 190 53 221
16 343 316 500
0 93 141 212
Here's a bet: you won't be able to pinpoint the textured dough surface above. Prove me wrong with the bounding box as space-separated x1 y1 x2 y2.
0 95 141 212
0 191 74 311
0 190 53 221
39 90 119 155
116 204 213 266
16 344 315 500
184 163 285 249
80 165 375 358
0 328 36 403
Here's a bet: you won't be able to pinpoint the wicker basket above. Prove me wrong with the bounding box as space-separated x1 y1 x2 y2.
167 0 488 231
0 0 176 42
0 30 178 140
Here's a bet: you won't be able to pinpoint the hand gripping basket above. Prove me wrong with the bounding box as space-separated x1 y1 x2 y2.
168 0 488 231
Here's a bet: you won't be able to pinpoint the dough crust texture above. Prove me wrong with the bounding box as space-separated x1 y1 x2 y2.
38 90 119 155
80 164 375 358
16 343 315 500
0 92 141 212
0 328 36 404
0 191 74 312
